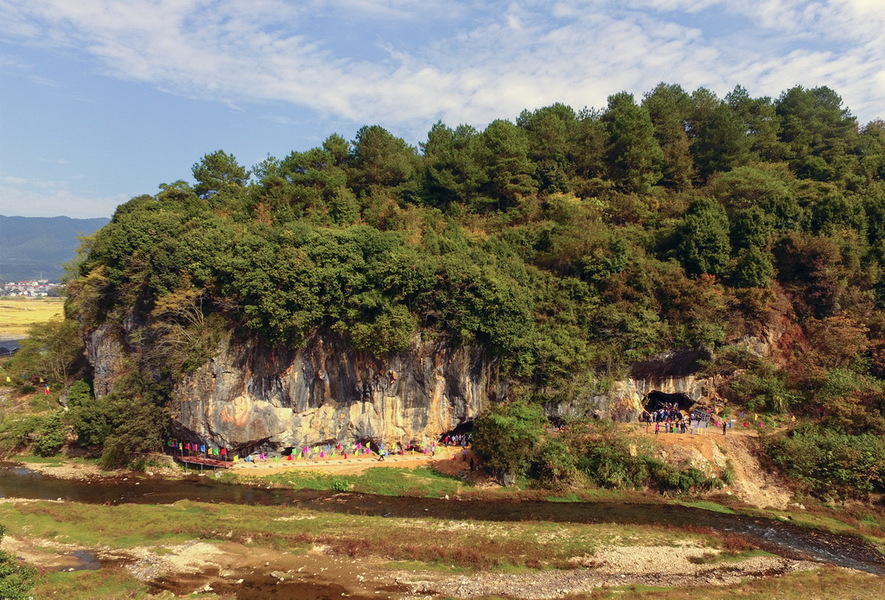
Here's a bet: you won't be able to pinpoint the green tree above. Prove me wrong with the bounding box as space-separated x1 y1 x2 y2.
517 103 579 193
10 316 85 385
686 87 721 141
604 92 664 193
674 198 731 277
475 119 538 209
733 246 775 288
731 206 774 251
726 85 783 161
642 83 695 189
809 189 867 236
100 395 169 469
420 122 487 208
349 125 419 194
192 150 251 198
857 120 885 182
471 399 547 485
706 164 796 217
570 108 609 189
776 86 859 181
692 102 751 177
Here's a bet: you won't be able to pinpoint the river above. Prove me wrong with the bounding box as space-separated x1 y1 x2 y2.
0 463 882 576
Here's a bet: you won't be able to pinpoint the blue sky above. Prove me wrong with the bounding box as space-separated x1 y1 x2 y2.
1 0 883 218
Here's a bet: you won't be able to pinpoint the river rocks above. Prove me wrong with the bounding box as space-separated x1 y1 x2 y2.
392 549 821 599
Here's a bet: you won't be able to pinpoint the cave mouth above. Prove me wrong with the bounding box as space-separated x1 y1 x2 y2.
644 391 694 412
439 420 473 442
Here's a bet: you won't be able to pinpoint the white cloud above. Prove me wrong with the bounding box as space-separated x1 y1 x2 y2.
0 175 124 218
0 0 882 137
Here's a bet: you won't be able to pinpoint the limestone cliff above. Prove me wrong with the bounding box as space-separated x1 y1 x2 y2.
171 332 503 452
88 325 502 452
86 319 788 452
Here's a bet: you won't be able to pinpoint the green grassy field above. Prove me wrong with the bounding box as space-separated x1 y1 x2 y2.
0 297 64 338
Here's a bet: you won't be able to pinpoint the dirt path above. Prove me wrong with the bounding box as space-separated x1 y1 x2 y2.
721 433 793 509
229 446 471 478
631 425 794 509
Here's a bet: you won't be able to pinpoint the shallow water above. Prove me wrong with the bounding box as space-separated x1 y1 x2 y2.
1 463 882 575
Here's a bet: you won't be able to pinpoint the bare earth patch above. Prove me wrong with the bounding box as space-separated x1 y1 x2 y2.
393 547 823 599
105 538 828 599
9 533 829 600
637 425 794 509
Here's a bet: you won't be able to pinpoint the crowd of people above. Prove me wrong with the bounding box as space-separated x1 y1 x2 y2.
168 432 473 465
639 404 721 435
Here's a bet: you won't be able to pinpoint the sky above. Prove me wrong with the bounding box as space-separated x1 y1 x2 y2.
0 0 883 219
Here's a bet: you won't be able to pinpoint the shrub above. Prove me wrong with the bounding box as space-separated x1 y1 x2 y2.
533 435 580 486
0 525 36 600
99 397 168 469
762 424 885 499
32 411 68 457
569 422 722 494
0 416 41 455
472 398 547 485
0 411 69 457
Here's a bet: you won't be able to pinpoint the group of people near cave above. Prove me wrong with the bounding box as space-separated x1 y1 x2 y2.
169 430 475 465
640 403 716 435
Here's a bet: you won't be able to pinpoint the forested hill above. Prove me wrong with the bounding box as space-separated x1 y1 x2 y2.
73 83 885 431
0 215 109 282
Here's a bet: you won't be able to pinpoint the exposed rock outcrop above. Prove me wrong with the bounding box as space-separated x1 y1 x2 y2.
86 322 787 452
168 332 500 452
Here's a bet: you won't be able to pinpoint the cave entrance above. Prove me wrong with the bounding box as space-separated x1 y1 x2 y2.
439 420 473 444
644 391 694 412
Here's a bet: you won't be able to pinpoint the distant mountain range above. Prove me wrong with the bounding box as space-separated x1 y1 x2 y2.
0 215 109 282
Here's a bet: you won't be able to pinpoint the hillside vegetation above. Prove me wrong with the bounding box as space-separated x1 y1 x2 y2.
5 83 885 495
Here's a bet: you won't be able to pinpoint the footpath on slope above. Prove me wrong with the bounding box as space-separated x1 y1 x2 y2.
637 424 794 509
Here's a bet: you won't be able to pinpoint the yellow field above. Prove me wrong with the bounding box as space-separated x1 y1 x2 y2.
0 297 65 338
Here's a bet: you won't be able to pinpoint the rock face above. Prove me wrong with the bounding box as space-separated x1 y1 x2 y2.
86 324 782 452
88 322 129 397
547 350 718 423
166 332 501 452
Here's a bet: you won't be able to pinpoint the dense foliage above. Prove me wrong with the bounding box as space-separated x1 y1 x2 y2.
472 403 725 493
52 83 885 478
762 423 885 500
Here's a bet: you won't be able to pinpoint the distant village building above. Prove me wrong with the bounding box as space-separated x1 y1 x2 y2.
0 280 60 297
